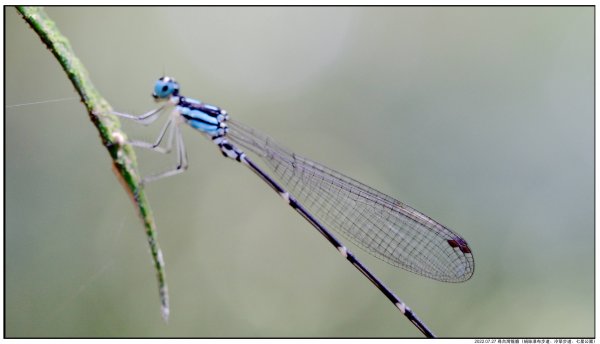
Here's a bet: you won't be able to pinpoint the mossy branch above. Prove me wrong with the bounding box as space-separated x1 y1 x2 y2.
16 6 169 320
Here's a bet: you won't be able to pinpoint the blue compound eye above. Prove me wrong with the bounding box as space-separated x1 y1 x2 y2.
152 76 179 100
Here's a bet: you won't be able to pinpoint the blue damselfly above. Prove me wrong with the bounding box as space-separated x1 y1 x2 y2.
113 77 475 337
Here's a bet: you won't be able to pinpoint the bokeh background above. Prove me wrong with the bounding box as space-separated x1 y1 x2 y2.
5 7 593 338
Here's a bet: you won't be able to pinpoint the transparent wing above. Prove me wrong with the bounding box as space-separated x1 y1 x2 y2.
227 119 474 282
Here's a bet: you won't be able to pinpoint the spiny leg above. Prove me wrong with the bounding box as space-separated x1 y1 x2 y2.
112 105 167 126
128 117 175 154
141 125 189 184
113 106 189 184
112 104 178 154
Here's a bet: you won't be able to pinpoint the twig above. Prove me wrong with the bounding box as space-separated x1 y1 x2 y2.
16 6 170 321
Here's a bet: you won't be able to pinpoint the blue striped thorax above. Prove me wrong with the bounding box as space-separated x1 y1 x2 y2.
152 76 229 137
176 96 228 136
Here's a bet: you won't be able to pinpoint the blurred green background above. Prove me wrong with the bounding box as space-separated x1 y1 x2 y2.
5 7 593 338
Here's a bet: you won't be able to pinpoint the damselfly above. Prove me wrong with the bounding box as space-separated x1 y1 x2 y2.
113 77 475 337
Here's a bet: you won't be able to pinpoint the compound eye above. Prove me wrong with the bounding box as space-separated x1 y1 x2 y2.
152 77 178 99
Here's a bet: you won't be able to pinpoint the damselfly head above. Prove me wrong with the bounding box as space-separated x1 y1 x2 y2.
152 76 179 101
